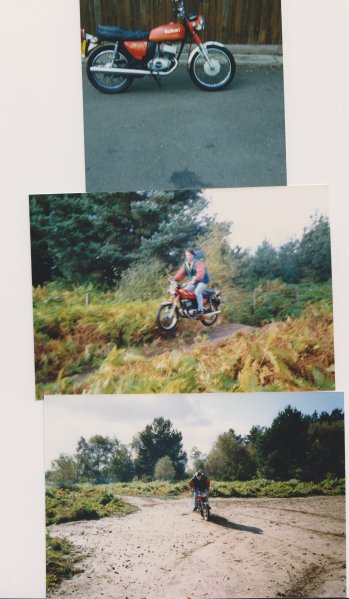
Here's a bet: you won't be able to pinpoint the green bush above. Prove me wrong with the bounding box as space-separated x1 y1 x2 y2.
46 485 137 525
88 478 344 499
46 533 84 591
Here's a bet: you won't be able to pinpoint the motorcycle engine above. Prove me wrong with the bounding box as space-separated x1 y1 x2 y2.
148 44 177 72
182 299 194 309
182 298 197 318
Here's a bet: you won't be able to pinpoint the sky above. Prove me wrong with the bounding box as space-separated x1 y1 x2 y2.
204 185 329 252
44 391 343 469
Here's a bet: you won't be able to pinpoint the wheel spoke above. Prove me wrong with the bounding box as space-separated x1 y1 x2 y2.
192 47 234 89
90 49 129 91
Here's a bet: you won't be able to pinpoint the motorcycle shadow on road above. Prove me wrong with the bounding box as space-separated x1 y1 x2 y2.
209 513 262 535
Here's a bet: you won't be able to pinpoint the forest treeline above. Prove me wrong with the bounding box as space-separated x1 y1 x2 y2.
30 191 331 291
46 407 344 488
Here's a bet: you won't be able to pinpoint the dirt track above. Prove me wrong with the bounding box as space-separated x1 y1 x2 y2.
48 495 346 598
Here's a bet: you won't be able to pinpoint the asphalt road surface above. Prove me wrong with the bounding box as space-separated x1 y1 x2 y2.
83 65 286 192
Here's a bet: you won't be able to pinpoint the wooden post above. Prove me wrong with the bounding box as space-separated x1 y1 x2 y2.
253 289 257 311
85 292 90 306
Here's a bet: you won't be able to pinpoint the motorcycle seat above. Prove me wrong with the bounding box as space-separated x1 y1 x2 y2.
202 289 216 298
96 24 149 42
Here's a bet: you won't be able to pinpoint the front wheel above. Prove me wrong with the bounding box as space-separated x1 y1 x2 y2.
204 502 210 521
189 44 236 91
86 44 133 94
157 303 179 332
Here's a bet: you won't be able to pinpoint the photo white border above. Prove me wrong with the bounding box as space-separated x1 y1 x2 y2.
1 1 349 597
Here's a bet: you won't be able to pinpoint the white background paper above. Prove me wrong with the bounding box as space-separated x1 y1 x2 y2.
0 0 348 597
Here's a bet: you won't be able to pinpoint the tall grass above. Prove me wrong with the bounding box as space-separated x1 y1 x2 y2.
34 282 334 397
34 283 161 385
39 301 334 396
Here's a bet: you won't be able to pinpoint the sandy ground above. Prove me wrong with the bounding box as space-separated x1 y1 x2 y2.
48 495 346 599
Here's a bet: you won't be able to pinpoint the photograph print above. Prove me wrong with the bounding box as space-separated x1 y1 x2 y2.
44 391 345 598
79 0 286 192
30 185 334 398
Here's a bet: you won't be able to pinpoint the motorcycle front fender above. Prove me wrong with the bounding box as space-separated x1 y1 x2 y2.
187 41 225 69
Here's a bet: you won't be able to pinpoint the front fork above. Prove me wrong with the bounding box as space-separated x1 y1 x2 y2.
169 296 179 319
187 22 214 68
198 43 214 67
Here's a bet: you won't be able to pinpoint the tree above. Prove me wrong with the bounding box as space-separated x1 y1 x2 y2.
76 435 120 484
47 454 78 487
205 429 256 481
251 240 279 281
298 214 331 282
303 409 345 481
277 239 301 283
109 445 135 482
29 190 212 287
246 425 267 476
154 456 176 481
195 222 237 288
190 446 206 472
259 406 310 480
132 417 187 480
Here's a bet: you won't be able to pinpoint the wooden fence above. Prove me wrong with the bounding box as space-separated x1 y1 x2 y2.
80 0 282 45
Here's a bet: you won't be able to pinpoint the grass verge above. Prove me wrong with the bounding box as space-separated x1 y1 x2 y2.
46 485 138 526
46 533 85 592
104 478 344 498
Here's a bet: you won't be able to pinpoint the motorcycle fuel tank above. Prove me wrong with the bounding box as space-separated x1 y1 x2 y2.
180 289 197 299
149 23 186 42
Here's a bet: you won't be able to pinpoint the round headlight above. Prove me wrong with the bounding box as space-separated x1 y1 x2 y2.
195 16 205 31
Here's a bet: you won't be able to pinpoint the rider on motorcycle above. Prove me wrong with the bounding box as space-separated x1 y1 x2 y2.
189 470 211 511
174 249 210 317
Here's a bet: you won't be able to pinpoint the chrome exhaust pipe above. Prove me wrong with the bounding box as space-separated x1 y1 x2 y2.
204 310 221 316
90 65 150 75
89 59 178 77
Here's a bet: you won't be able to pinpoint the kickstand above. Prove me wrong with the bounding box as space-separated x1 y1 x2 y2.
151 73 162 87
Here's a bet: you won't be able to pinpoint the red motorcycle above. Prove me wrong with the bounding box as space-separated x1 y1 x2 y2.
196 491 210 521
82 0 236 93
157 279 222 332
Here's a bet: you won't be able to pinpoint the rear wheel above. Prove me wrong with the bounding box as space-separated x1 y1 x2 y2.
189 44 236 91
87 44 133 94
157 303 179 332
201 299 219 327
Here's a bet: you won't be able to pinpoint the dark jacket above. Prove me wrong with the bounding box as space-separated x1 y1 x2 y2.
189 473 210 491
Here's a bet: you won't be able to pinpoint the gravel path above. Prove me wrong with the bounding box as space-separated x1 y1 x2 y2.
48 495 345 598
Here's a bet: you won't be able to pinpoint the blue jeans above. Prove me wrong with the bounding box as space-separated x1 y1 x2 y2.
184 282 207 312
193 488 209 508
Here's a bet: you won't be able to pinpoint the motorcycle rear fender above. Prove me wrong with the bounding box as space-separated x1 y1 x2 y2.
83 33 99 57
187 41 225 68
